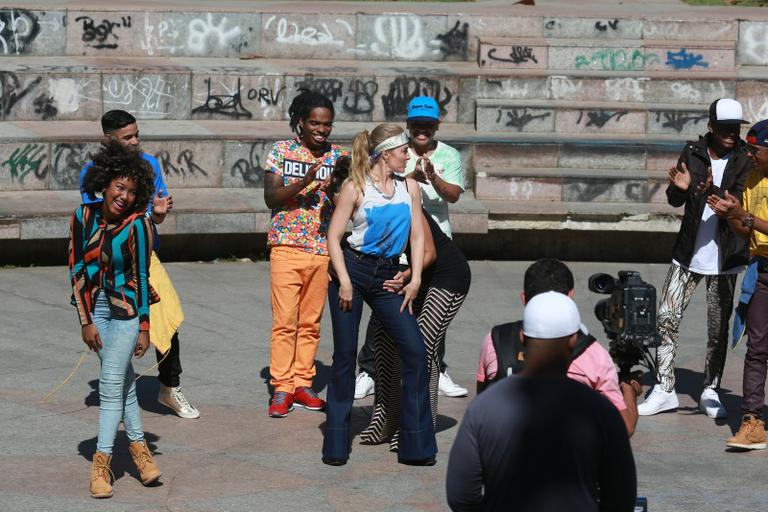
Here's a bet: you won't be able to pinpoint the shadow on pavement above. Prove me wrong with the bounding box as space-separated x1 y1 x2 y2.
85 378 175 416
259 360 331 398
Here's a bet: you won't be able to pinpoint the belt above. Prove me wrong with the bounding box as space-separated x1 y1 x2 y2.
345 246 400 265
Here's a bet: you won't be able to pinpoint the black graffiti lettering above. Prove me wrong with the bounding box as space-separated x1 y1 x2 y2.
231 143 266 187
654 111 708 133
192 77 253 119
496 107 551 131
576 110 628 128
595 19 619 32
157 149 208 179
625 182 644 202
76 15 131 50
381 76 453 121
33 93 57 120
567 181 613 202
0 72 42 118
2 143 46 183
486 79 504 89
246 85 285 106
545 20 557 30
52 143 87 187
0 9 41 55
485 46 538 65
296 75 344 102
343 78 378 115
436 20 469 59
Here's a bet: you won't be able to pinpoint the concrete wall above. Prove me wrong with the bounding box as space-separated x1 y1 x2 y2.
0 7 762 65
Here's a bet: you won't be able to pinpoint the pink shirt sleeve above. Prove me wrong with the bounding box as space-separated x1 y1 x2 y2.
476 331 498 382
567 342 627 411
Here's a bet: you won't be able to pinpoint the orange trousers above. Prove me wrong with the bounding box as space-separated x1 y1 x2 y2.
269 246 329 393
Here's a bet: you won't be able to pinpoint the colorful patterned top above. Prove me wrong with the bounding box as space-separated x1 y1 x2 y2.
265 138 346 255
69 203 155 331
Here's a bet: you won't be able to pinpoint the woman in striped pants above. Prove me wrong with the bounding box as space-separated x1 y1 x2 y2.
361 207 471 450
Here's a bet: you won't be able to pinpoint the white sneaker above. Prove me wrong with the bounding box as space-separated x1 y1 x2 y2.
699 388 726 419
438 372 468 398
354 371 375 400
637 385 679 416
158 385 200 419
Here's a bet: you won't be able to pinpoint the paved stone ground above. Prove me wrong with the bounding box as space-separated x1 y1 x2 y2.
2 260 767 511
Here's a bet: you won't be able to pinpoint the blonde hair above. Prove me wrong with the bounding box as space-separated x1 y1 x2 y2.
349 123 405 192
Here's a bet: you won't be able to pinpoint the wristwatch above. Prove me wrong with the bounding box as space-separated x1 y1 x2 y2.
743 213 755 229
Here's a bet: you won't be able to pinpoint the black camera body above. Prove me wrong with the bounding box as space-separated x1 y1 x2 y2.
589 271 660 378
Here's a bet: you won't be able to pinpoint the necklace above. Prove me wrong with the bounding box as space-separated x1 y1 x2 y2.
368 175 395 199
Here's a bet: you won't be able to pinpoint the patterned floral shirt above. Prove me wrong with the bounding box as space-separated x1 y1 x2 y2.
266 138 346 255
69 203 155 331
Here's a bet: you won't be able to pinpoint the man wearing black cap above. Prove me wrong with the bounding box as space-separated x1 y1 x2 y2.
708 119 768 449
446 292 636 511
639 98 751 418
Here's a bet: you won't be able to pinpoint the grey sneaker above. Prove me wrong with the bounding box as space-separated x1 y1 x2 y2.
158 385 200 419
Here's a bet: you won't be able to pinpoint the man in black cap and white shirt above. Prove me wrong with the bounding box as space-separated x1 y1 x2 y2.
446 292 636 512
639 98 751 417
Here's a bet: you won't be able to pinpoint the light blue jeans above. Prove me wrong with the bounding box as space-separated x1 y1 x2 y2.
93 293 144 455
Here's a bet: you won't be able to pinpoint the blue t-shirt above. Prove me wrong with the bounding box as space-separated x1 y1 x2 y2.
80 151 167 251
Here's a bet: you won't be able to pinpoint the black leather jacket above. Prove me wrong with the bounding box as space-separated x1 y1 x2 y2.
667 134 751 272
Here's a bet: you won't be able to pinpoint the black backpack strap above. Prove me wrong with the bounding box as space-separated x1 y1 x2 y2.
490 321 525 381
572 331 596 360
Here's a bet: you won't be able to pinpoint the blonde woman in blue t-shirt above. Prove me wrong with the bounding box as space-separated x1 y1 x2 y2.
322 123 437 466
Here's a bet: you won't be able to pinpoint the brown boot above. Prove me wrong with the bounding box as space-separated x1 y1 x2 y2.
89 452 113 499
129 440 162 485
727 414 767 450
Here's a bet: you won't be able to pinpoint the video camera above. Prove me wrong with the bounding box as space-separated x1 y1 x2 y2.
588 271 661 380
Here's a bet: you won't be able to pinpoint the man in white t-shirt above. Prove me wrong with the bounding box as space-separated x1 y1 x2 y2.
639 99 752 417
403 96 465 238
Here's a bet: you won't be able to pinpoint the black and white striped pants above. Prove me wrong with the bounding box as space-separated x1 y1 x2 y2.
656 263 736 392
360 286 467 450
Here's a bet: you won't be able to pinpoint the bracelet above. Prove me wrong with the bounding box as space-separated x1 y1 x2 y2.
743 213 755 229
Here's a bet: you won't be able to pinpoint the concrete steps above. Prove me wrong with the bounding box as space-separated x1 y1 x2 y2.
475 99 713 136
2 2 767 255
478 37 736 73
0 188 489 241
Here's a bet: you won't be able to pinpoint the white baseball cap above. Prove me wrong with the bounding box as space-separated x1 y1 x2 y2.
709 98 748 125
523 291 583 339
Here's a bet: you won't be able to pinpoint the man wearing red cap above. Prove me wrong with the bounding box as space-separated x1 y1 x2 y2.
639 98 752 419
708 119 768 449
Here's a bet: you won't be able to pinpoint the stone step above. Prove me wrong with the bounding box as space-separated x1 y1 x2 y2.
475 99 715 135
0 6 748 64
0 119 694 193
478 37 735 72
482 198 680 229
0 187 485 240
475 168 669 204
3 57 768 125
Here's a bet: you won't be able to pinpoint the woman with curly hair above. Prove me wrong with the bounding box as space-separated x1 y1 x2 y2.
69 141 161 498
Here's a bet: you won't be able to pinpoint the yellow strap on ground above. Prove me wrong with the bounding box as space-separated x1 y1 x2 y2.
40 349 88 403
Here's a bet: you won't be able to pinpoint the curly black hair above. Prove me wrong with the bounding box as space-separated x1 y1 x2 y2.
326 155 350 200
288 90 335 135
82 140 155 214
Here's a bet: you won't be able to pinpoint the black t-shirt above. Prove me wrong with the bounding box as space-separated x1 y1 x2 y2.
422 210 471 295
446 376 636 512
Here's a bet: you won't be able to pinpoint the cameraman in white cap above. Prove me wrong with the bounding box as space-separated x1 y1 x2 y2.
447 292 636 512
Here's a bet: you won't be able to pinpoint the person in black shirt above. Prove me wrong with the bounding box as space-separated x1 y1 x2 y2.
359 206 471 450
446 292 636 512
